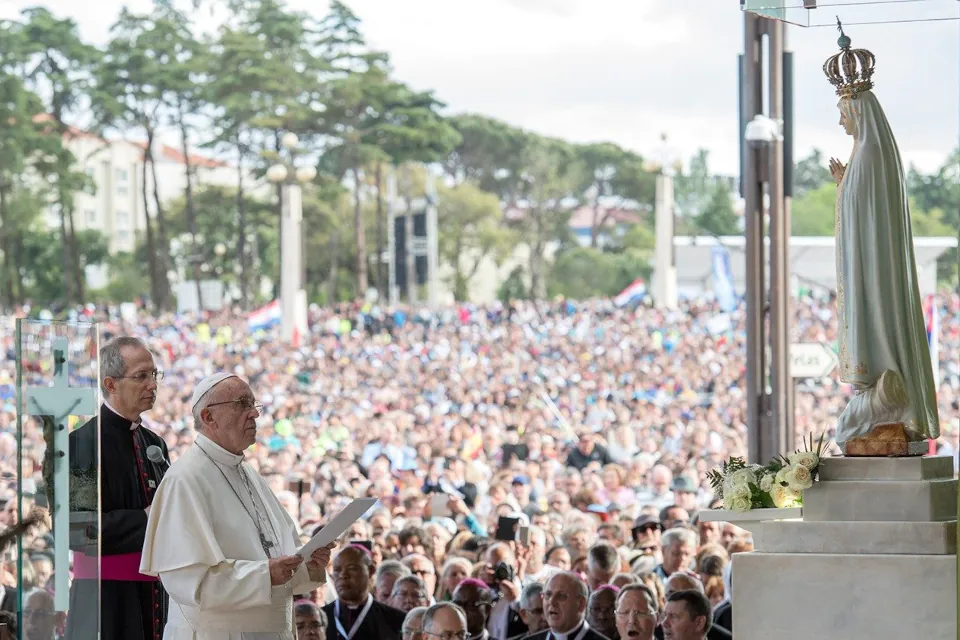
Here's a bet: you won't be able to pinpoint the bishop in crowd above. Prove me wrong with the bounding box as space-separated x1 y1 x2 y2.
140 371 336 639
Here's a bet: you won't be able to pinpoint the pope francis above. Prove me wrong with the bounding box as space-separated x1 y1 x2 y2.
141 373 335 639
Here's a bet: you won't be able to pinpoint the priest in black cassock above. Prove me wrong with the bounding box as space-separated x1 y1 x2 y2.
323 545 407 640
66 336 170 640
526 573 611 640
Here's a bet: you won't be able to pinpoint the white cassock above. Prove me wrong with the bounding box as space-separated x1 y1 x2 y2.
140 433 322 639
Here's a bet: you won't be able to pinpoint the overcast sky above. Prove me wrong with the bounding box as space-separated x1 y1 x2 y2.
2 0 957 175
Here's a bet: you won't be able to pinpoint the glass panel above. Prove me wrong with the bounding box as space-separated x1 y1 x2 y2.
16 320 100 639
743 0 960 26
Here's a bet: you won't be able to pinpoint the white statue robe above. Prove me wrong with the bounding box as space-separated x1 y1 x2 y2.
140 434 321 639
834 90 940 445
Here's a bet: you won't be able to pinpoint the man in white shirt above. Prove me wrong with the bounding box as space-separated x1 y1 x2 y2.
140 372 335 639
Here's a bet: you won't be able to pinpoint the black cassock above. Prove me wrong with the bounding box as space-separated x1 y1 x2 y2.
65 404 170 640
322 598 407 640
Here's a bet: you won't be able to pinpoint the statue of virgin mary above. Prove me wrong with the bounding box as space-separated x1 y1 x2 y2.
824 24 940 450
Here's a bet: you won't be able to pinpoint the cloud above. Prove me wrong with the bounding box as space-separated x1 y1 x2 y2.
4 0 956 176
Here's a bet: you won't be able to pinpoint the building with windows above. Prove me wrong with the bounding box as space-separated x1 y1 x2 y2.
48 125 252 255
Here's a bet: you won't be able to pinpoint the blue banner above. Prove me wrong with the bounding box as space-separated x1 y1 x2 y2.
711 245 738 313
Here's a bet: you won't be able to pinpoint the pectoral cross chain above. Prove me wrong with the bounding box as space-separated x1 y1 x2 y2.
259 532 275 555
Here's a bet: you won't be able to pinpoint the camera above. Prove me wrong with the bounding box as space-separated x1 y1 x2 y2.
492 561 514 583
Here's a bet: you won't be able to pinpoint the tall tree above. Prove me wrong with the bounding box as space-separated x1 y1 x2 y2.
145 2 211 309
0 26 63 308
437 181 512 300
575 143 655 247
445 114 529 196
95 8 181 310
510 138 583 299
19 7 102 305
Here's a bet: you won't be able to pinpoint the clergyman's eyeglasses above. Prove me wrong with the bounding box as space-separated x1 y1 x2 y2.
116 370 164 384
206 397 264 413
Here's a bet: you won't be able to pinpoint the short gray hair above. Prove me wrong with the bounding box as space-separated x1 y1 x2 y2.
402 607 428 634
662 527 697 549
519 582 544 611
377 560 411 583
392 575 426 598
616 583 658 615
422 602 466 634
99 337 148 395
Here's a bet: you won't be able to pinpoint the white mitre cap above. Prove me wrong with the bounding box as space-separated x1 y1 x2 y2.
190 372 238 411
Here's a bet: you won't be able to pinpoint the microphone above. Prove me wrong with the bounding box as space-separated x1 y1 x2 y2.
146 445 169 470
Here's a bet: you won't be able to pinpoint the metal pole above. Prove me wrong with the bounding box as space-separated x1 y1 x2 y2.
783 29 796 450
743 11 766 464
768 19 790 453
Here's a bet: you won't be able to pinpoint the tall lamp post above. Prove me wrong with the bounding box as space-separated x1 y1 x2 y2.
266 133 315 344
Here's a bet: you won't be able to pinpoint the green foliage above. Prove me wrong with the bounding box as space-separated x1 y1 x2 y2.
497 266 528 302
547 247 651 301
790 183 836 236
694 180 739 237
437 181 513 301
19 229 109 304
793 149 833 197
1 1 958 308
792 182 959 239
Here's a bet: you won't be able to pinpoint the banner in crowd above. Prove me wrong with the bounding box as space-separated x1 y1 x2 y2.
711 245 738 313
248 300 282 331
614 279 646 307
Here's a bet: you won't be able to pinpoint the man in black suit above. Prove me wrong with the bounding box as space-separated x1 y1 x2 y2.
526 572 610 640
324 546 407 640
66 336 170 640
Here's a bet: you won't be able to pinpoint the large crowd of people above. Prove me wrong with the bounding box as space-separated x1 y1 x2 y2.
0 292 957 638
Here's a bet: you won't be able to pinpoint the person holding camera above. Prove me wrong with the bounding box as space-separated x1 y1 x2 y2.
480 543 526 640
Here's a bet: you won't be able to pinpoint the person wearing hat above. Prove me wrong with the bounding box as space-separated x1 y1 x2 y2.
139 372 335 639
669 477 699 514
66 336 170 640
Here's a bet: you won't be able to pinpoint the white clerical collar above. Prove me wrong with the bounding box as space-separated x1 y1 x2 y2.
104 400 141 431
550 621 588 640
195 433 244 467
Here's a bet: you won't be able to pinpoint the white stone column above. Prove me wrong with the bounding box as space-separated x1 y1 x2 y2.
280 183 307 342
652 171 677 308
426 175 440 306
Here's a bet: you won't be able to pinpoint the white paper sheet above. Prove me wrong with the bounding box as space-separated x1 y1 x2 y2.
296 497 378 558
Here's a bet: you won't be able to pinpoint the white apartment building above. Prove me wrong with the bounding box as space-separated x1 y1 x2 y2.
50 126 258 255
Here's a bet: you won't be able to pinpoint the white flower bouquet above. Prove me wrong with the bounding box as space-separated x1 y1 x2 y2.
706 433 827 513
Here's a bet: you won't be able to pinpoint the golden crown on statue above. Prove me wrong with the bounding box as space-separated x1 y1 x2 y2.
822 18 875 99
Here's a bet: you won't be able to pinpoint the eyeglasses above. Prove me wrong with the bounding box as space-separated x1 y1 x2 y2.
115 369 164 383
616 610 658 620
423 632 468 640
206 397 264 413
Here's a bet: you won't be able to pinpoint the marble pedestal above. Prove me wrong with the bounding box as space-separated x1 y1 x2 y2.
733 456 957 640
